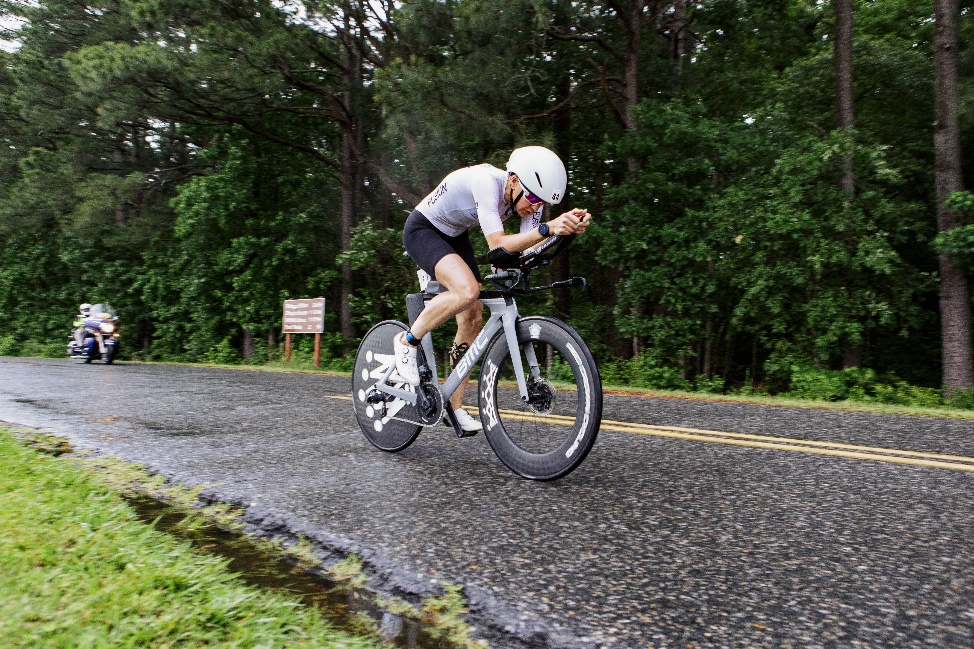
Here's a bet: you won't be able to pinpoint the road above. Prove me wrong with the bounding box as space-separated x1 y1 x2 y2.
2 357 973 648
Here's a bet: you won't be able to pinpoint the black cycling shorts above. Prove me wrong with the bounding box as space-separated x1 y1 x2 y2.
403 209 482 282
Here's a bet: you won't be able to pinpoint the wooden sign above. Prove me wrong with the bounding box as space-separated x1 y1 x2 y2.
282 298 325 334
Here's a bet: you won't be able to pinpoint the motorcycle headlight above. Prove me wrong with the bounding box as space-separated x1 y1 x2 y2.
100 323 115 334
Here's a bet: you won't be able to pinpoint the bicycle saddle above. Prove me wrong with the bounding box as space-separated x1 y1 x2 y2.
424 280 447 296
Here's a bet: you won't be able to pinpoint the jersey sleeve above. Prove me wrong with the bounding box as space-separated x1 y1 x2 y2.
470 173 504 236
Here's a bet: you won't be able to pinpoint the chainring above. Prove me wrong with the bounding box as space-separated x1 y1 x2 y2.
415 382 444 425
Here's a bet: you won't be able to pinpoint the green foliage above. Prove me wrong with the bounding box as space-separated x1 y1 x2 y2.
339 219 415 332
203 338 241 365
944 388 974 410
18 341 65 359
421 582 488 649
0 336 19 356
783 365 943 408
932 192 974 269
708 129 927 362
0 428 379 648
271 333 355 373
600 353 693 392
0 0 969 400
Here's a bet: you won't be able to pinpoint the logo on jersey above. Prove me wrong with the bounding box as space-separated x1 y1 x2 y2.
426 182 448 207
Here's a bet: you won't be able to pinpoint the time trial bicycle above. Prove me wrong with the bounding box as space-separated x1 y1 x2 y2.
351 235 602 481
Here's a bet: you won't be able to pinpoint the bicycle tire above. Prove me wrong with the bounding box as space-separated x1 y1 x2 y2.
478 316 602 480
352 320 423 452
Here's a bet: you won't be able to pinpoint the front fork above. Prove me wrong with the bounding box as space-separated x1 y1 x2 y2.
501 310 541 401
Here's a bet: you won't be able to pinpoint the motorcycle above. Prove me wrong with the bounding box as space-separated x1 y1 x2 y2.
67 303 120 364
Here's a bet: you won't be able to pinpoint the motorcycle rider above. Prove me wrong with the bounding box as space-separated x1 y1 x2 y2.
73 303 91 348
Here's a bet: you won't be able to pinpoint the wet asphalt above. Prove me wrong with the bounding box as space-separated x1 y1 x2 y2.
1 357 973 649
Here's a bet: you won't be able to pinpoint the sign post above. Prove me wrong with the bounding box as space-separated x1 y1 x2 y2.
282 297 326 367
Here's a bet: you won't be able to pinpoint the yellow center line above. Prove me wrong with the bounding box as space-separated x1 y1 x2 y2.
329 395 974 472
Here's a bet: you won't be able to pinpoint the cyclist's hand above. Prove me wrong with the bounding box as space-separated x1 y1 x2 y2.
549 208 592 236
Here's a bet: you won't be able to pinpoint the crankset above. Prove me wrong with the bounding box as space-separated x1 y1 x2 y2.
415 382 443 425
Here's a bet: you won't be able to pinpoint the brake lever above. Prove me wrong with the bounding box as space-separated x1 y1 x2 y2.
517 276 586 293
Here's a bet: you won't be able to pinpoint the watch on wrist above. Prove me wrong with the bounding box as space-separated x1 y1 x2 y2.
539 222 551 238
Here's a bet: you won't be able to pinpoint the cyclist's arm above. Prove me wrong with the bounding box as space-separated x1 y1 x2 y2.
485 228 546 254
485 208 593 253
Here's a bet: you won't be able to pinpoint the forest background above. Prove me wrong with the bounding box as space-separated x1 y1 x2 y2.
1 0 973 406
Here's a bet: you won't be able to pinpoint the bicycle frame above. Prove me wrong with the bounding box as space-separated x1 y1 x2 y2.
355 235 601 479
371 296 537 408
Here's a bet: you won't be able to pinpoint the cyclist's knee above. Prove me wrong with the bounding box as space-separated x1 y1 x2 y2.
452 282 480 307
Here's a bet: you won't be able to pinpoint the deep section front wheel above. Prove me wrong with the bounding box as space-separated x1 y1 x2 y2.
478 316 602 480
352 320 423 452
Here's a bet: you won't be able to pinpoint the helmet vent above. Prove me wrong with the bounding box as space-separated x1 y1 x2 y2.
535 172 543 187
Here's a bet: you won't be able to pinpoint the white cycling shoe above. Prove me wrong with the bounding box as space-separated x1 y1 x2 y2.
443 408 483 433
394 332 421 386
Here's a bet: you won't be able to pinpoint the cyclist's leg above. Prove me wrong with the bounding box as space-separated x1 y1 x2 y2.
401 214 483 397
402 212 481 340
408 254 481 339
448 300 483 410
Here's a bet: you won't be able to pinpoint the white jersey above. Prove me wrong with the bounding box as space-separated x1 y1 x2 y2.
416 164 541 238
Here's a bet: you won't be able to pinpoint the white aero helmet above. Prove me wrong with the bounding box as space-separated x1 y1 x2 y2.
80 303 92 314
506 146 567 204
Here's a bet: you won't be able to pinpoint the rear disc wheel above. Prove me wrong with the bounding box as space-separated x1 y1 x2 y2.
352 320 423 452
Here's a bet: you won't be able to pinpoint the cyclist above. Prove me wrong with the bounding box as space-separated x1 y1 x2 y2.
397 145 592 433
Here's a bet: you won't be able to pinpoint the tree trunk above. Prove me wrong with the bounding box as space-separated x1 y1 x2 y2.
934 0 974 392
338 11 359 351
242 326 254 361
621 1 644 179
834 0 855 196
834 0 862 368
670 0 689 78
703 316 714 379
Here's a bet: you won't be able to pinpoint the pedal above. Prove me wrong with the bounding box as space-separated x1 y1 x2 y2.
444 405 479 438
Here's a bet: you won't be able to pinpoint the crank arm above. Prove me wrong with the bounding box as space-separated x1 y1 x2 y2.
373 362 418 405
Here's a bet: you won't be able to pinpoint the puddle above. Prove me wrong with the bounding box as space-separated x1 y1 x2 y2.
126 494 452 648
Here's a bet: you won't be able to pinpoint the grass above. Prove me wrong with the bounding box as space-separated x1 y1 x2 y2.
421 584 490 649
5 428 491 648
0 427 380 649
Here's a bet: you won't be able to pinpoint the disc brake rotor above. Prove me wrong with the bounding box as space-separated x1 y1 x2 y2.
527 377 556 415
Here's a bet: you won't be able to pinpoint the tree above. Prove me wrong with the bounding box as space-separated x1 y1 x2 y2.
834 0 856 198
934 0 973 392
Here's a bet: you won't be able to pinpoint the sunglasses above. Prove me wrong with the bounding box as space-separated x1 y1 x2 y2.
523 189 545 205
